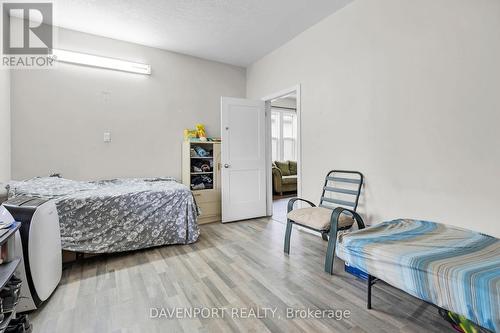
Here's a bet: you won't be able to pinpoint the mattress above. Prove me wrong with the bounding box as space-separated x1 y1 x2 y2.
7 177 200 253
336 219 500 332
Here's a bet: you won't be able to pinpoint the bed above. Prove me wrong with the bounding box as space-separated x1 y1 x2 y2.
6 177 200 253
334 218 499 332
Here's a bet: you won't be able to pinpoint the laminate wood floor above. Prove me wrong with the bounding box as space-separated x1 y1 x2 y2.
30 218 454 333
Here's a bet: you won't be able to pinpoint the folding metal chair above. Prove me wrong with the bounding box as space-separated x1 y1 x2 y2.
284 170 365 273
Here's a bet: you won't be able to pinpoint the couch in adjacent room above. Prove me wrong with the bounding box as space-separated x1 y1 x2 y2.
272 161 297 195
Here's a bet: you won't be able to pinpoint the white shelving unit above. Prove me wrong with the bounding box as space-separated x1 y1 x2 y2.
182 140 221 224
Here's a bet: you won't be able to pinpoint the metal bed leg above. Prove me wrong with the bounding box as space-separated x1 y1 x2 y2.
367 274 374 309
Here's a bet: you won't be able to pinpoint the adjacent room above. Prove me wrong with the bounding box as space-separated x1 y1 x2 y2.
270 91 299 224
0 1 498 333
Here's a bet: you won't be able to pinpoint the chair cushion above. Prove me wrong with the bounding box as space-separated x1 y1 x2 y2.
288 161 297 175
275 161 291 176
287 207 355 231
281 175 297 185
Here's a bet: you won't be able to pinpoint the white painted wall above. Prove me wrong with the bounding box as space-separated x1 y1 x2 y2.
0 69 10 185
247 0 500 237
11 26 246 181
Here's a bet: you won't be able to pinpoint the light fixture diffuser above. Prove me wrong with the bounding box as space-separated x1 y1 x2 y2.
52 49 151 75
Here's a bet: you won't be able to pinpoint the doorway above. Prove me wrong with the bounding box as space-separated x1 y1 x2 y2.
262 85 301 224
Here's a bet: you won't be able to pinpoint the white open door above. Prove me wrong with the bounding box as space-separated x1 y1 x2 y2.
221 97 267 223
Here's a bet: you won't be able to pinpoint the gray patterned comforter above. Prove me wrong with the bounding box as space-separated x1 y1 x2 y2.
6 177 200 253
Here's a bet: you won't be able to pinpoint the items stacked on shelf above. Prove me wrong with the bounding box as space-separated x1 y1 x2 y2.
189 143 215 190
0 222 32 333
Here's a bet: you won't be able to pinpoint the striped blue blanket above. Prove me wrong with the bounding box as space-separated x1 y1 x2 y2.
336 219 500 332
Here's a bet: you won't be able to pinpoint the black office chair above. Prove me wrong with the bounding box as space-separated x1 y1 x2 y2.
284 170 365 273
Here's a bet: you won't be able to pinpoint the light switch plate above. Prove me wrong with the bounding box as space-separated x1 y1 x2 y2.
103 132 111 143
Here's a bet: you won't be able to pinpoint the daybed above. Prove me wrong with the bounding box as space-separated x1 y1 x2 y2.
6 177 200 253
326 210 499 332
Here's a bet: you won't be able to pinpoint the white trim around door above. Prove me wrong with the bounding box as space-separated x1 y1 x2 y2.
261 84 302 216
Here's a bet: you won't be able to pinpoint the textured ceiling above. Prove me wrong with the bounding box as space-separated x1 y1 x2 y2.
47 0 352 66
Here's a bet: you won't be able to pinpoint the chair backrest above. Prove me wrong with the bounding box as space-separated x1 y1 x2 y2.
319 170 363 212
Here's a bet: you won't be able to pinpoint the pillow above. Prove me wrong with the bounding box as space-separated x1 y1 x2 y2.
288 161 297 175
275 161 290 176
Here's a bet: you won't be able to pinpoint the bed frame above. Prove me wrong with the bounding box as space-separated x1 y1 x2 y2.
326 208 492 332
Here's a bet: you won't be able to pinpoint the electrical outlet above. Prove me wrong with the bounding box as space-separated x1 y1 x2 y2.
103 132 111 143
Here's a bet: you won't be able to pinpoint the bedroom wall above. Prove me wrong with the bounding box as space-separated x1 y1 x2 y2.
11 26 245 181
0 69 10 185
247 0 500 237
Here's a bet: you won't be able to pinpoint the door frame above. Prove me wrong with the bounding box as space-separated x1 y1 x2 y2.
261 84 302 216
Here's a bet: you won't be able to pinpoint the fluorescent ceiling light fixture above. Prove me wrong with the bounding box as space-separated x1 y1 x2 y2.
52 49 151 75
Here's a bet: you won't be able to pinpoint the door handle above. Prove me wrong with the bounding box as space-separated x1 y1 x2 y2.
224 164 230 168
